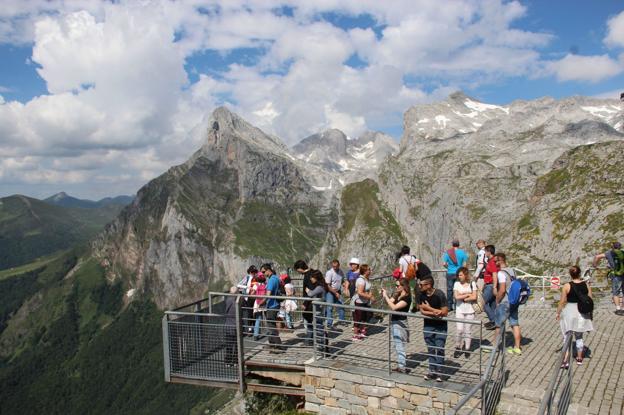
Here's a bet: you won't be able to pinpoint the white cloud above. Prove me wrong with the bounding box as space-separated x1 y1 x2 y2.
547 54 623 83
0 0 609 199
605 10 624 48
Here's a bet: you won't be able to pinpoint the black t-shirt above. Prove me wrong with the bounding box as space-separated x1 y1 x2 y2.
391 295 412 321
418 289 448 329
567 281 588 303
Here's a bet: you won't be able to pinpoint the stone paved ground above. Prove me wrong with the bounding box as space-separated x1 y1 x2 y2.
240 291 622 413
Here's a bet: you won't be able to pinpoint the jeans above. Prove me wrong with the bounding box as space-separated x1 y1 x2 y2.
392 321 408 369
284 312 293 329
483 284 496 323
253 311 264 337
423 325 447 375
307 305 326 349
446 274 456 311
325 291 345 326
266 308 282 345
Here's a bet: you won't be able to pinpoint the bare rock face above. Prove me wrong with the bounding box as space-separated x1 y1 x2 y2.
93 107 336 308
94 93 624 309
383 93 624 271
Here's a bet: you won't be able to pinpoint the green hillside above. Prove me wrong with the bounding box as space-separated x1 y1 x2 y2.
0 195 123 270
0 251 224 414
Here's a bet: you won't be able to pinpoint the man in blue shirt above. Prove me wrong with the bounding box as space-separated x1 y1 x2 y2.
442 239 468 311
260 263 284 351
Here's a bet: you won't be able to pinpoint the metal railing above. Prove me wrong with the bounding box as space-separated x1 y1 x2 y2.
165 291 491 394
449 325 506 415
537 333 574 415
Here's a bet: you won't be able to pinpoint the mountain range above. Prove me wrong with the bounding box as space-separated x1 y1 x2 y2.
90 92 624 309
44 192 134 209
2 91 623 414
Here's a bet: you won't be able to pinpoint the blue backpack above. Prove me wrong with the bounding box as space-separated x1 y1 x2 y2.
503 270 531 306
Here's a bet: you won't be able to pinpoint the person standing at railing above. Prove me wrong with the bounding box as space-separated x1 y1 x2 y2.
238 265 259 335
482 245 499 330
416 275 448 382
556 265 593 367
306 270 328 352
453 267 477 358
493 253 522 355
251 273 267 341
260 263 284 352
345 258 361 298
325 259 345 328
382 278 412 374
295 260 318 338
352 264 375 341
224 286 239 366
473 239 487 290
592 241 624 315
442 239 468 312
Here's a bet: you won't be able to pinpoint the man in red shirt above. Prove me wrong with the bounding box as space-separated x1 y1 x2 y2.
482 245 499 329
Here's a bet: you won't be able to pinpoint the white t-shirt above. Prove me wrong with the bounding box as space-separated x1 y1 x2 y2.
399 255 415 278
353 277 372 305
497 267 515 303
474 248 486 278
453 281 476 314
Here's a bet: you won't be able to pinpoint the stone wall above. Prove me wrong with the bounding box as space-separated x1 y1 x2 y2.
303 361 480 414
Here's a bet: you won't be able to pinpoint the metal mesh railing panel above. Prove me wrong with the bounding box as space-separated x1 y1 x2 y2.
167 315 238 383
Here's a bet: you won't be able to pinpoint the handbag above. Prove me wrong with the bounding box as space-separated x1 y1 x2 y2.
470 282 485 314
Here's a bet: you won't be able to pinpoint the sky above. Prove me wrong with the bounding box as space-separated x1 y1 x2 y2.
1 0 624 200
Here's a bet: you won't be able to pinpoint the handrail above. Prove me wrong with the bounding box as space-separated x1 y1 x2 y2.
206 291 482 325
537 333 573 415
449 324 505 415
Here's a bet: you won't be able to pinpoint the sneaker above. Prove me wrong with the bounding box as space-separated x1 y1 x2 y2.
352 335 361 342
507 347 522 355
561 361 569 369
436 376 443 383
576 357 583 365
615 310 624 316
484 322 496 330
465 350 471 358
392 367 408 374
453 347 463 359
481 346 493 353
423 373 434 381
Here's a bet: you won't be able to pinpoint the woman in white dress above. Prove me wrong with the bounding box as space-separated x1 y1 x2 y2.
453 267 477 358
556 265 593 368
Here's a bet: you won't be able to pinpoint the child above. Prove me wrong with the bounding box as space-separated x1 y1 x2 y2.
279 281 297 329
252 274 267 341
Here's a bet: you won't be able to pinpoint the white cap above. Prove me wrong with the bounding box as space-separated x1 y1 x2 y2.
349 257 360 265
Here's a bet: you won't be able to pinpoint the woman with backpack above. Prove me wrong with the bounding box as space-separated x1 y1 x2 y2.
556 265 593 367
453 267 477 358
381 278 412 373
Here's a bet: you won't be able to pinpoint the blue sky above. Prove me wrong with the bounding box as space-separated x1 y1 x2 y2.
1 0 624 199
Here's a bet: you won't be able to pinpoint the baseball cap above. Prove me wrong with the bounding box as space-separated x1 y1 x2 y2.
349 257 360 265
613 242 622 250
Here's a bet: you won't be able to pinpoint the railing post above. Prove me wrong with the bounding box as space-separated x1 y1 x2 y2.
479 322 483 378
387 313 392 375
235 296 246 393
162 315 171 382
312 303 319 361
208 292 213 314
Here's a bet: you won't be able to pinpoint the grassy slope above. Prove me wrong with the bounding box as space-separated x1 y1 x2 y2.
0 195 122 270
0 252 219 415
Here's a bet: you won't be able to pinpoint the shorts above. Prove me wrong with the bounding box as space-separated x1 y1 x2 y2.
611 275 623 296
495 301 519 327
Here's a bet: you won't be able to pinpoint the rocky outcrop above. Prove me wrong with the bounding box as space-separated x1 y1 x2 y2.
94 94 624 309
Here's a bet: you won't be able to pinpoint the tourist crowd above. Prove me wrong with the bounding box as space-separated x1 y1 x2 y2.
234 238 617 380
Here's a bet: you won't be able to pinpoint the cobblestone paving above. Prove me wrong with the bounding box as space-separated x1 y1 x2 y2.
243 296 623 413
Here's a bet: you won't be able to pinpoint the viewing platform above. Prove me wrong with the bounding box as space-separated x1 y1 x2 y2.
162 270 621 414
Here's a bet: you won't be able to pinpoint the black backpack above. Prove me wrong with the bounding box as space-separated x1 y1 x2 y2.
571 283 593 315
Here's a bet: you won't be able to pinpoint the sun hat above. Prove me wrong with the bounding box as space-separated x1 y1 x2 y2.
348 257 360 265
